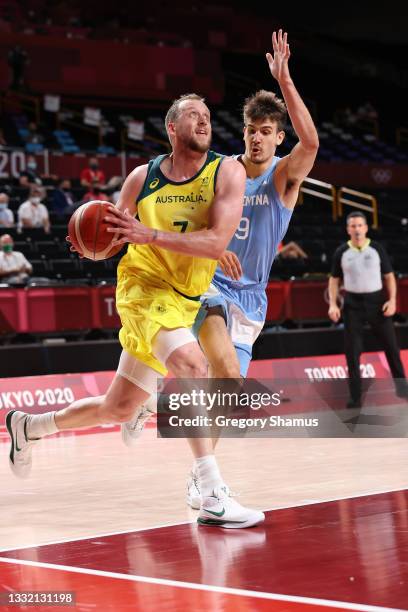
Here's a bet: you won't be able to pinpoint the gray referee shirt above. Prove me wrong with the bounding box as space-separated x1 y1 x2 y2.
331 239 393 293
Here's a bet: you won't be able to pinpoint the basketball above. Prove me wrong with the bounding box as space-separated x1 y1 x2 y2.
68 201 123 261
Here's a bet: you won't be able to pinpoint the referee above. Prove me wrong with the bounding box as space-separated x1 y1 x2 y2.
328 211 408 408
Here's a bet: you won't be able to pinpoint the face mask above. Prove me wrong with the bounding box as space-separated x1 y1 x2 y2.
27 162 37 170
89 163 99 169
2 244 13 253
0 203 7 211
31 197 41 205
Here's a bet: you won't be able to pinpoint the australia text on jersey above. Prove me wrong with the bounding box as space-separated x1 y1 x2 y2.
155 194 207 203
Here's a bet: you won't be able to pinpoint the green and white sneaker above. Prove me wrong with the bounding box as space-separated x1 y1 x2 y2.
6 410 40 479
198 485 265 529
121 400 156 448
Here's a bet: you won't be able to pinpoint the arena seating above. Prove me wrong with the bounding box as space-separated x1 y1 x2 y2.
5 104 408 164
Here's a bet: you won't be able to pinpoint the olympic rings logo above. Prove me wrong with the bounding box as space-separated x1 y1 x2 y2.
371 168 392 184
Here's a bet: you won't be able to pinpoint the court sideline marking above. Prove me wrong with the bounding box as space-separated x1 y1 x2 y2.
0 557 405 612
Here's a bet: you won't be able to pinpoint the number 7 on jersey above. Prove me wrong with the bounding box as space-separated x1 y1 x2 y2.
173 221 188 233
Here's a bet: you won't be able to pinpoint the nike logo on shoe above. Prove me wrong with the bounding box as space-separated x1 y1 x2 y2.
202 507 226 517
15 415 29 451
15 433 21 452
6 411 17 463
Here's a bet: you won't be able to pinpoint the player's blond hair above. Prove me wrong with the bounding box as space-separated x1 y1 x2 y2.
243 90 287 132
165 93 206 137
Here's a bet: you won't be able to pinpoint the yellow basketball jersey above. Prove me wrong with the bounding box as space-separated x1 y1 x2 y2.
118 151 224 298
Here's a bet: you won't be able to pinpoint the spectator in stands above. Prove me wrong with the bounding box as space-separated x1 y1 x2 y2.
336 105 357 128
274 240 308 278
0 193 14 228
26 122 44 145
0 234 32 284
17 185 51 234
82 179 110 203
357 101 379 123
278 240 308 259
52 179 77 216
18 156 58 187
19 155 41 186
80 157 106 188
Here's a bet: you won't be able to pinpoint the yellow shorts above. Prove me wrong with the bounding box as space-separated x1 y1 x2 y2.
116 269 201 375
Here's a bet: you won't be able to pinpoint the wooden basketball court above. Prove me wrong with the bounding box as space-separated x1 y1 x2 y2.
1 422 407 611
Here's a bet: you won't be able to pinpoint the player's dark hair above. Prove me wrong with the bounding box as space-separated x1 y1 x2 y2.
243 90 287 131
346 211 368 224
165 93 206 135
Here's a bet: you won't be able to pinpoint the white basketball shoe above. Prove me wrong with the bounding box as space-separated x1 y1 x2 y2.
198 484 265 529
121 395 157 448
6 410 40 479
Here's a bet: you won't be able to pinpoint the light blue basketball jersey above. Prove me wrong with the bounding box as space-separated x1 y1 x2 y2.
194 155 294 376
213 155 293 291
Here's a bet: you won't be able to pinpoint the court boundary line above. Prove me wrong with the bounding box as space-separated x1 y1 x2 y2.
0 485 406 554
0 556 405 612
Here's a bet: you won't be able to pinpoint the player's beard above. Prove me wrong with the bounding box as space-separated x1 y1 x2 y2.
185 133 211 153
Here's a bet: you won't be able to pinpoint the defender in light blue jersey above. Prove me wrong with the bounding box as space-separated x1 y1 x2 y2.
195 29 319 379
196 154 293 375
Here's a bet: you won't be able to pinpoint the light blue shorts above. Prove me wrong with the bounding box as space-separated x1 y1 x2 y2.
193 281 266 377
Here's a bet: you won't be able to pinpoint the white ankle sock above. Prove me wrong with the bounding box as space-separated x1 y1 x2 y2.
27 412 59 439
195 455 223 498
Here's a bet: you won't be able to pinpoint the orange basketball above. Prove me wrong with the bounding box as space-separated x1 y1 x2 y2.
68 201 123 261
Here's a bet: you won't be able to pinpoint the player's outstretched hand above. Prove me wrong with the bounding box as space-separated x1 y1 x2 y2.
219 250 242 281
328 305 341 323
104 206 155 246
266 29 291 83
65 235 84 258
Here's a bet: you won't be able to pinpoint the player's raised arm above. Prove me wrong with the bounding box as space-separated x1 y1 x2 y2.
268 30 319 196
105 157 246 260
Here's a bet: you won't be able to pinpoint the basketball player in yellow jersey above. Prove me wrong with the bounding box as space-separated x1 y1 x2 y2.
112 147 225 375
7 94 265 528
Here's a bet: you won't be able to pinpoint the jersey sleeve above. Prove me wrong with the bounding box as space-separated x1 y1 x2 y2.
331 245 345 278
372 241 393 274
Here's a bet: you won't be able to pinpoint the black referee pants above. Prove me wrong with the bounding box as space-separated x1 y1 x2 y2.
343 291 406 401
